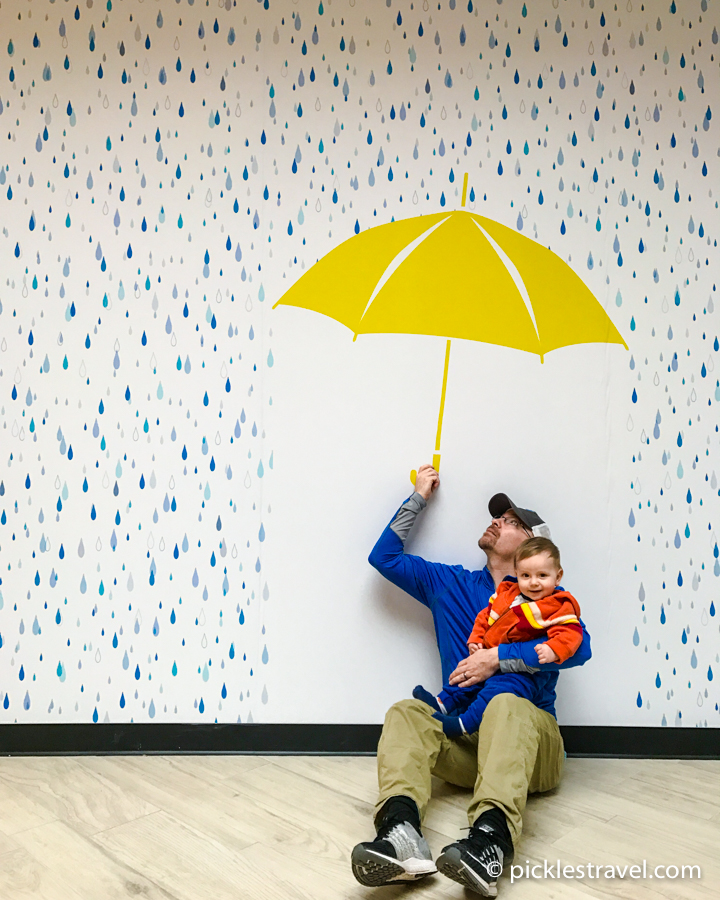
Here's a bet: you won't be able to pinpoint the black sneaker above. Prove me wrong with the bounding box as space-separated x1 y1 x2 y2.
351 821 436 886
436 824 511 897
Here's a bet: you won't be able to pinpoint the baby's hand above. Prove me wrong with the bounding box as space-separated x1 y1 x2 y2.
535 644 559 664
467 642 482 654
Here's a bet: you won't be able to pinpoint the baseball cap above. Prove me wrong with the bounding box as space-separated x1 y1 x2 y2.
488 492 552 539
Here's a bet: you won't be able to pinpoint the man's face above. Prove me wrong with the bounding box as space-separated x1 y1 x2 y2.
478 509 531 559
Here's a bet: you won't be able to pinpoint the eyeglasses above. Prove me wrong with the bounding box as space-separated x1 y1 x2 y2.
491 516 528 531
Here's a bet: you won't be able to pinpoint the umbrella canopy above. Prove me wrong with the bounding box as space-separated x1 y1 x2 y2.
274 179 627 480
274 208 627 361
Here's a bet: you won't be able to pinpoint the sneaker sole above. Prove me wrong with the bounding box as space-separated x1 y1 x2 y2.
351 846 437 887
436 846 497 897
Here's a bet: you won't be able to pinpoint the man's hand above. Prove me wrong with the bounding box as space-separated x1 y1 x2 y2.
414 464 439 501
448 647 500 687
535 644 559 664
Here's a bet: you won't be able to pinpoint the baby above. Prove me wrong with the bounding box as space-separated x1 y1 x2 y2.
413 536 582 737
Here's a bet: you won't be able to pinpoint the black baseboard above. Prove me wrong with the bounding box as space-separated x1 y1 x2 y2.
559 726 720 759
0 724 718 757
0 724 381 755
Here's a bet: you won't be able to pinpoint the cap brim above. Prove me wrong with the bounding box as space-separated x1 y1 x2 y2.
488 493 516 519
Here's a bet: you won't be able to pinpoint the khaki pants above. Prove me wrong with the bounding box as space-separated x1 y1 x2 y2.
375 693 564 846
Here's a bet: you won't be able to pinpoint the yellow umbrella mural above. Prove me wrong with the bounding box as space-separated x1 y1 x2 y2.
274 175 627 481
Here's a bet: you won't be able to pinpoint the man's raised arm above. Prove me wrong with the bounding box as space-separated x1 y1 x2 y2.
368 465 456 608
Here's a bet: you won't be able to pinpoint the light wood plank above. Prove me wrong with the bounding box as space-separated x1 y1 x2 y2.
0 778 59 837
0 848 67 900
268 754 379 805
0 830 23 859
0 757 158 837
7 820 175 900
0 756 716 899
167 753 271 785
602 772 718 822
222 760 379 837
94 809 314 900
78 755 304 848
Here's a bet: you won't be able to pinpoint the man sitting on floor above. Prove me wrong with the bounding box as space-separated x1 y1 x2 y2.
351 464 592 897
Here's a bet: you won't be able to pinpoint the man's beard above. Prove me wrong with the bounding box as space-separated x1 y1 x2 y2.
478 531 497 552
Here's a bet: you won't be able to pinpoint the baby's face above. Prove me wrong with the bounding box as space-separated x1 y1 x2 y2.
516 552 563 601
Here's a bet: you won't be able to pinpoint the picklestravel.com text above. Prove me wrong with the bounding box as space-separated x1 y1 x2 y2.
510 860 701 883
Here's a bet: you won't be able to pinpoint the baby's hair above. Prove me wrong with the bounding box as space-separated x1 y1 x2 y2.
515 536 561 570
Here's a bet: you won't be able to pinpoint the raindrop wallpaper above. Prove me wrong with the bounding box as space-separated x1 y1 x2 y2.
0 0 717 728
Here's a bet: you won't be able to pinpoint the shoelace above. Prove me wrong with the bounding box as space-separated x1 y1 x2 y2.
376 817 414 842
379 823 423 860
456 827 501 864
472 843 500 869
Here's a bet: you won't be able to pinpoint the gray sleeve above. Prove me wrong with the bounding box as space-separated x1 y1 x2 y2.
498 656 540 675
389 492 427 544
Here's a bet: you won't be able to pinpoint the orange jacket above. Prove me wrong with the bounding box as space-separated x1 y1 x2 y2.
468 579 583 664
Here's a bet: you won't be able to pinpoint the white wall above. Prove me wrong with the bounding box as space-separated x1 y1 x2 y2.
1 0 717 726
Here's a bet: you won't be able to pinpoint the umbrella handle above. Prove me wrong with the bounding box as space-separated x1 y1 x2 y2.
409 341 451 487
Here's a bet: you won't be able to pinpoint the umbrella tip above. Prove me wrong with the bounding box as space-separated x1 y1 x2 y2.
461 173 469 208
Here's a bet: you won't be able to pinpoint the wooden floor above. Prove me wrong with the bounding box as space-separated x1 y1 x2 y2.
0 755 717 898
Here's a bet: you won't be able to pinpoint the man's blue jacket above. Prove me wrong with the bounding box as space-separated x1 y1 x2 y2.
368 494 592 718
